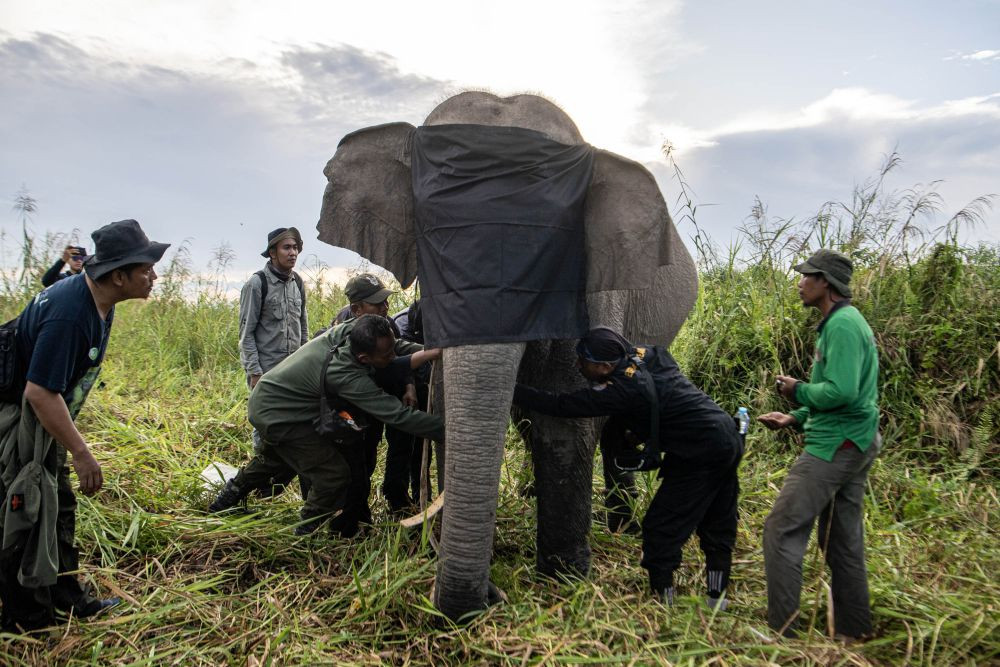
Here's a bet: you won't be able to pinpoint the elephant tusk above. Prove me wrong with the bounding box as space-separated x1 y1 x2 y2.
399 491 445 529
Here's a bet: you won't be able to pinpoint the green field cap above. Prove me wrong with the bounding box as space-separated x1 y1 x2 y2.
793 249 853 298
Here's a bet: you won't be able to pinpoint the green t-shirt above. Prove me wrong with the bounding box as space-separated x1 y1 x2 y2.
791 303 879 461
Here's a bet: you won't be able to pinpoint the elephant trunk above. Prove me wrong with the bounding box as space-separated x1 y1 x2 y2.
433 343 525 621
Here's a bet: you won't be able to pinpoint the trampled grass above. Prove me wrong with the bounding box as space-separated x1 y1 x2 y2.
0 287 995 665
1 164 998 664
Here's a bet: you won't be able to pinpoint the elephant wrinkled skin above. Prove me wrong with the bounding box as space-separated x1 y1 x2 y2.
317 91 698 621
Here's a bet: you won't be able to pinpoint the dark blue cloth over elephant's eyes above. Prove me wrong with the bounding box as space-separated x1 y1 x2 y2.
411 124 594 348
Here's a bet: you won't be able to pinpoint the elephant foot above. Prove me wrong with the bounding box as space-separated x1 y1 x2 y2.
606 510 641 536
431 577 506 623
536 553 591 581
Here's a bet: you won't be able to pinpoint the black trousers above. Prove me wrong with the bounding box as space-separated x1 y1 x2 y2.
640 436 743 596
599 419 640 531
382 382 431 511
327 422 379 537
0 448 97 631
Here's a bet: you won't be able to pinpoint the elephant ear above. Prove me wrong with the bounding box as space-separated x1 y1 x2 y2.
317 122 418 287
583 149 675 292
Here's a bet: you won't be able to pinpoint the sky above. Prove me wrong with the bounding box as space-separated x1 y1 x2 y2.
1 0 998 287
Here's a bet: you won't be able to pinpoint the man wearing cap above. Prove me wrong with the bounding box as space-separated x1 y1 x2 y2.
512 327 744 610
331 274 422 526
758 248 880 640
240 227 309 393
0 219 169 632
333 272 393 326
214 314 443 535
213 228 309 508
41 244 87 287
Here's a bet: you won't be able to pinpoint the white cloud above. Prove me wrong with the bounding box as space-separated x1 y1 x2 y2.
0 0 688 157
654 88 1000 156
962 49 1000 61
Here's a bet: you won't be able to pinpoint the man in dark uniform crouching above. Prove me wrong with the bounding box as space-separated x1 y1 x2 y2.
512 327 743 608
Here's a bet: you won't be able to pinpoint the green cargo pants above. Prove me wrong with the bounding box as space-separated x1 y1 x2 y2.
241 420 357 532
763 433 881 638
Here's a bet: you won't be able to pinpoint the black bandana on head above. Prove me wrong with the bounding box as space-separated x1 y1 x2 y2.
576 327 632 363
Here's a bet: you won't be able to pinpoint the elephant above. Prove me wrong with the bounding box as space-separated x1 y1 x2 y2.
316 91 698 621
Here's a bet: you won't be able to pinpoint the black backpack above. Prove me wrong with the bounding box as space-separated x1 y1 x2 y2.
0 316 24 404
255 269 305 320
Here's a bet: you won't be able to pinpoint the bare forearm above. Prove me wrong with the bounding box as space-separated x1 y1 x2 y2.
24 382 87 454
25 381 103 493
410 348 441 369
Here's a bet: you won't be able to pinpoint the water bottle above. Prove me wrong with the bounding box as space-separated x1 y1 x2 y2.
736 407 750 435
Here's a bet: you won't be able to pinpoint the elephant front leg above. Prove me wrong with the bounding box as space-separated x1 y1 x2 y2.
433 343 525 622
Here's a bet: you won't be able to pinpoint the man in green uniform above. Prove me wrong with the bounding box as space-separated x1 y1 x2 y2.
211 314 443 535
758 249 880 640
331 274 421 521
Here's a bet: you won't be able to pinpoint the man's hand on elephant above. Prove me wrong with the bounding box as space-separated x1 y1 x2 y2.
73 448 104 495
757 412 797 431
249 374 262 388
774 374 799 401
403 384 418 407
410 348 441 368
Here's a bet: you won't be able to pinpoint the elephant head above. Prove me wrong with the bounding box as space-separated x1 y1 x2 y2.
318 92 697 621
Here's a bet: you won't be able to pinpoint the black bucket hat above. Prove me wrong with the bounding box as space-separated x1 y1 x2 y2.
261 227 303 258
793 249 853 298
83 220 170 280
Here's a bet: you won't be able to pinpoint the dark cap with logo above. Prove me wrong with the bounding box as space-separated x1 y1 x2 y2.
344 273 394 304
83 219 170 280
793 249 853 298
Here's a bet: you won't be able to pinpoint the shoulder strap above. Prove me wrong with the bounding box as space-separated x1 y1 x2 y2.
255 270 269 321
293 271 305 299
320 342 335 393
0 316 24 402
631 355 659 456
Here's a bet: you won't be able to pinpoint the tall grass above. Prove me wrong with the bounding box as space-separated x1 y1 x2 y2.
0 166 997 665
673 154 999 476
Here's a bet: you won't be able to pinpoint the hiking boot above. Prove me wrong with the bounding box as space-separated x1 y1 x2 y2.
208 480 247 513
74 597 121 619
655 587 675 606
705 595 729 611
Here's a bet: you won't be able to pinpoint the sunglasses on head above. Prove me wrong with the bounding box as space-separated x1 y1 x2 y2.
575 340 624 364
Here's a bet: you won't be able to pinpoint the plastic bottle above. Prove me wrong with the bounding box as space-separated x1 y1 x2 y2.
736 407 750 435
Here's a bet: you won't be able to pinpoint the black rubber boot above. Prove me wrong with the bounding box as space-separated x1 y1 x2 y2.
208 480 248 513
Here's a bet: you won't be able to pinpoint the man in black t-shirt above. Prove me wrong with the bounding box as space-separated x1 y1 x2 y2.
0 219 168 633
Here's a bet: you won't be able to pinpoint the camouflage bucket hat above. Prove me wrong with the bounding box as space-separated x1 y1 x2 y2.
793 248 853 298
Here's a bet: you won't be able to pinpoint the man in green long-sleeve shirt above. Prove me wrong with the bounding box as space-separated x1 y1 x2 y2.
212 314 443 535
758 249 880 641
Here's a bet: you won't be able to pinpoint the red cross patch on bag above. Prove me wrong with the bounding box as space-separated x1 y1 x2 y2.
10 493 25 511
